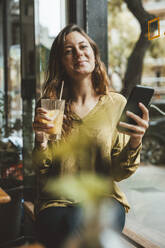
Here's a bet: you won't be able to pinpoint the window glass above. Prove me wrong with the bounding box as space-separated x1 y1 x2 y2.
0 0 23 184
108 0 165 246
0 0 4 132
37 0 68 99
7 0 22 138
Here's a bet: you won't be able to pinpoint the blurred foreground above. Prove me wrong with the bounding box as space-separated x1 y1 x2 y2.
119 163 165 248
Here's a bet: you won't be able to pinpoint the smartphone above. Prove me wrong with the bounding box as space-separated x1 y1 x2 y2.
118 85 154 132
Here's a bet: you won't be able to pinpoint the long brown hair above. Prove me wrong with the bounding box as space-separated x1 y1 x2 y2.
42 24 110 136
42 24 109 99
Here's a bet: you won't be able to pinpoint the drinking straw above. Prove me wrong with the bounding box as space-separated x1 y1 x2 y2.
59 80 64 100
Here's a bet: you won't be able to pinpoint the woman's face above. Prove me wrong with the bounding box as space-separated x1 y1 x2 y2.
62 31 95 79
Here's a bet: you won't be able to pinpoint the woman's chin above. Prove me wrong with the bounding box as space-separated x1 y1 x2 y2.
74 67 93 75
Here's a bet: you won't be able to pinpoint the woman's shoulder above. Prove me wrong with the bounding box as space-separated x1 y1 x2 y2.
104 91 127 119
106 91 126 106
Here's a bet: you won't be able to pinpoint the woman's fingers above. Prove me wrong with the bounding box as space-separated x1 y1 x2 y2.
35 108 52 122
120 130 143 140
139 102 149 121
33 121 53 130
126 111 149 130
119 121 145 135
33 107 51 147
124 102 149 130
33 107 53 133
35 114 52 122
118 102 150 149
36 107 48 114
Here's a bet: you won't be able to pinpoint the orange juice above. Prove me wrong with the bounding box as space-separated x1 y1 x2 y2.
41 110 63 135
45 109 64 135
41 99 65 140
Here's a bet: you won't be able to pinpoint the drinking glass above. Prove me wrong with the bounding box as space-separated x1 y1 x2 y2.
41 99 65 141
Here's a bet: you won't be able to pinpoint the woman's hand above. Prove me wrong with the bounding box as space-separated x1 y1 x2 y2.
118 103 149 149
33 107 54 149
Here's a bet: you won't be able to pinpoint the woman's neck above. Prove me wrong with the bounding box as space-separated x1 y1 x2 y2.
70 76 98 105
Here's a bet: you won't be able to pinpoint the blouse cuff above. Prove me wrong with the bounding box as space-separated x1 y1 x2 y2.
124 141 142 166
32 145 52 169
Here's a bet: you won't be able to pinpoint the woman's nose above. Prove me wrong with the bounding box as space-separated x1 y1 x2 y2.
74 48 83 58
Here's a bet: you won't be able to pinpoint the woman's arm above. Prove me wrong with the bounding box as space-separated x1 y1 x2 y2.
111 102 149 181
32 141 53 172
119 102 149 149
110 133 141 182
32 101 54 169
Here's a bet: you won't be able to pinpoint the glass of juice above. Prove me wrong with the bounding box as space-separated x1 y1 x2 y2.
41 99 65 141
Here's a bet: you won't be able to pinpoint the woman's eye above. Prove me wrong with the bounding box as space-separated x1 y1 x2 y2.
65 50 72 55
81 45 88 49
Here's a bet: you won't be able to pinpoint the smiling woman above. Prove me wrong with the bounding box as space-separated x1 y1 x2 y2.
62 32 95 78
41 24 109 102
32 24 149 248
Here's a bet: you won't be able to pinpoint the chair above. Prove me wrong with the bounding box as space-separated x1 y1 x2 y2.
0 186 36 248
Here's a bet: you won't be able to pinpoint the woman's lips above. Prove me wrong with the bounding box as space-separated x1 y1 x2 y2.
75 61 87 67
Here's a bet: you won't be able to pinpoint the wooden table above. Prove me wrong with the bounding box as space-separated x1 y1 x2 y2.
0 187 11 204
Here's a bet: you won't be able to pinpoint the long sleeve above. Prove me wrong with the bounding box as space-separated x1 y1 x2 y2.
32 94 143 213
32 143 53 173
110 132 142 182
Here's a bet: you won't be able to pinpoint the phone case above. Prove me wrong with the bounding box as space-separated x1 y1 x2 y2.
118 85 154 132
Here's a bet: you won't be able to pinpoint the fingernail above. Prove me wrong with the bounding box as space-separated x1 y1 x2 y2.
126 111 131 115
48 124 54 128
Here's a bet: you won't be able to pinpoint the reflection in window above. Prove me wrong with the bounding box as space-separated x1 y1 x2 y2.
0 0 4 134
8 45 21 136
38 0 68 99
39 0 61 37
0 0 23 186
8 0 22 138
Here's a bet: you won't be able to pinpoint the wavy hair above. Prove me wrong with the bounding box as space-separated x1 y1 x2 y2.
42 24 109 99
41 24 110 136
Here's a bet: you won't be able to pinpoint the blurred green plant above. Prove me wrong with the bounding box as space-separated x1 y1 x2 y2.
45 173 112 205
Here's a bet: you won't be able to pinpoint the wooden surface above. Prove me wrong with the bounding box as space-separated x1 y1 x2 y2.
0 187 11 204
123 227 160 248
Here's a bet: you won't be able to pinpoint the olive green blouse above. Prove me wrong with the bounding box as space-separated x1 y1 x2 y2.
32 92 141 215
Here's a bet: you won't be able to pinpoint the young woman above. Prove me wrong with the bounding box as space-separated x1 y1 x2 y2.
32 24 149 247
